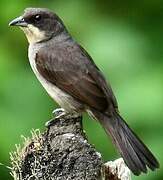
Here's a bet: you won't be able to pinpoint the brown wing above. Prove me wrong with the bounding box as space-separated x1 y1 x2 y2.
36 43 117 112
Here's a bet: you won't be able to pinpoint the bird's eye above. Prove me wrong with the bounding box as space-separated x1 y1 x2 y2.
34 15 41 21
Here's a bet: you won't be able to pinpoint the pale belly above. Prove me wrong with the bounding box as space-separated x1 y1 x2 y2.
36 76 83 113
28 45 84 113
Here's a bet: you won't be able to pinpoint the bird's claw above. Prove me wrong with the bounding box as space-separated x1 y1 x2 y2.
52 108 81 119
52 108 66 118
45 119 55 127
45 108 81 128
45 108 67 127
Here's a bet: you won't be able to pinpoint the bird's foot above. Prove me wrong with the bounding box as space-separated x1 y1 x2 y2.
53 108 81 119
45 108 82 128
45 108 66 127
45 119 55 128
52 108 66 118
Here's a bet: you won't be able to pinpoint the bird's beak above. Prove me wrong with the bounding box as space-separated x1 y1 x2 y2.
9 16 28 27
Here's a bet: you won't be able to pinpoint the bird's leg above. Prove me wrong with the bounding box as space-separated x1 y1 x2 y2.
52 108 66 118
45 108 82 128
45 108 66 127
52 108 82 119
45 119 55 127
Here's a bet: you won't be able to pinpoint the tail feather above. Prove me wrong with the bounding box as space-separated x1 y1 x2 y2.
119 113 159 170
91 110 159 175
122 118 158 170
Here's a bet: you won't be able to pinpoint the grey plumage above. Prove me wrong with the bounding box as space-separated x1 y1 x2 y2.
9 8 159 175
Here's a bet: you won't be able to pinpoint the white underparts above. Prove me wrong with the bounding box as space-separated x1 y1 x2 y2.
28 44 84 113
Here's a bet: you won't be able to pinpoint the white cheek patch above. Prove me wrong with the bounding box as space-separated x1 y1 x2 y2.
21 24 46 44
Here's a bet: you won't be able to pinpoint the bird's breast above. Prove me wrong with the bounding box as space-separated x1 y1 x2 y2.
28 44 84 113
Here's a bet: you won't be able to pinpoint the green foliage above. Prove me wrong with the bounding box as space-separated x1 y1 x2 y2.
0 0 162 179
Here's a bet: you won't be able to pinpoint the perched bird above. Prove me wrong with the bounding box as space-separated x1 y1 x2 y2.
9 8 159 175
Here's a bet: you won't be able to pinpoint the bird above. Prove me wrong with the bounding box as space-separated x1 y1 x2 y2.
9 7 159 175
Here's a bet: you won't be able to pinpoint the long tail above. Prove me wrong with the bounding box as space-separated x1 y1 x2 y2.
91 110 159 175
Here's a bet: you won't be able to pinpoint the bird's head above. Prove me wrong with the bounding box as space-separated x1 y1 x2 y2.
9 8 66 44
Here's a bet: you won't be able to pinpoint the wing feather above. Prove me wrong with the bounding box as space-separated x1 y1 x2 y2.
36 43 117 112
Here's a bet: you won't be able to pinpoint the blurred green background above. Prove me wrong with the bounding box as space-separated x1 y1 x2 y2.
0 0 162 179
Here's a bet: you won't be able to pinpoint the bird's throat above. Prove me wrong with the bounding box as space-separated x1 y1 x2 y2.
21 24 46 44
